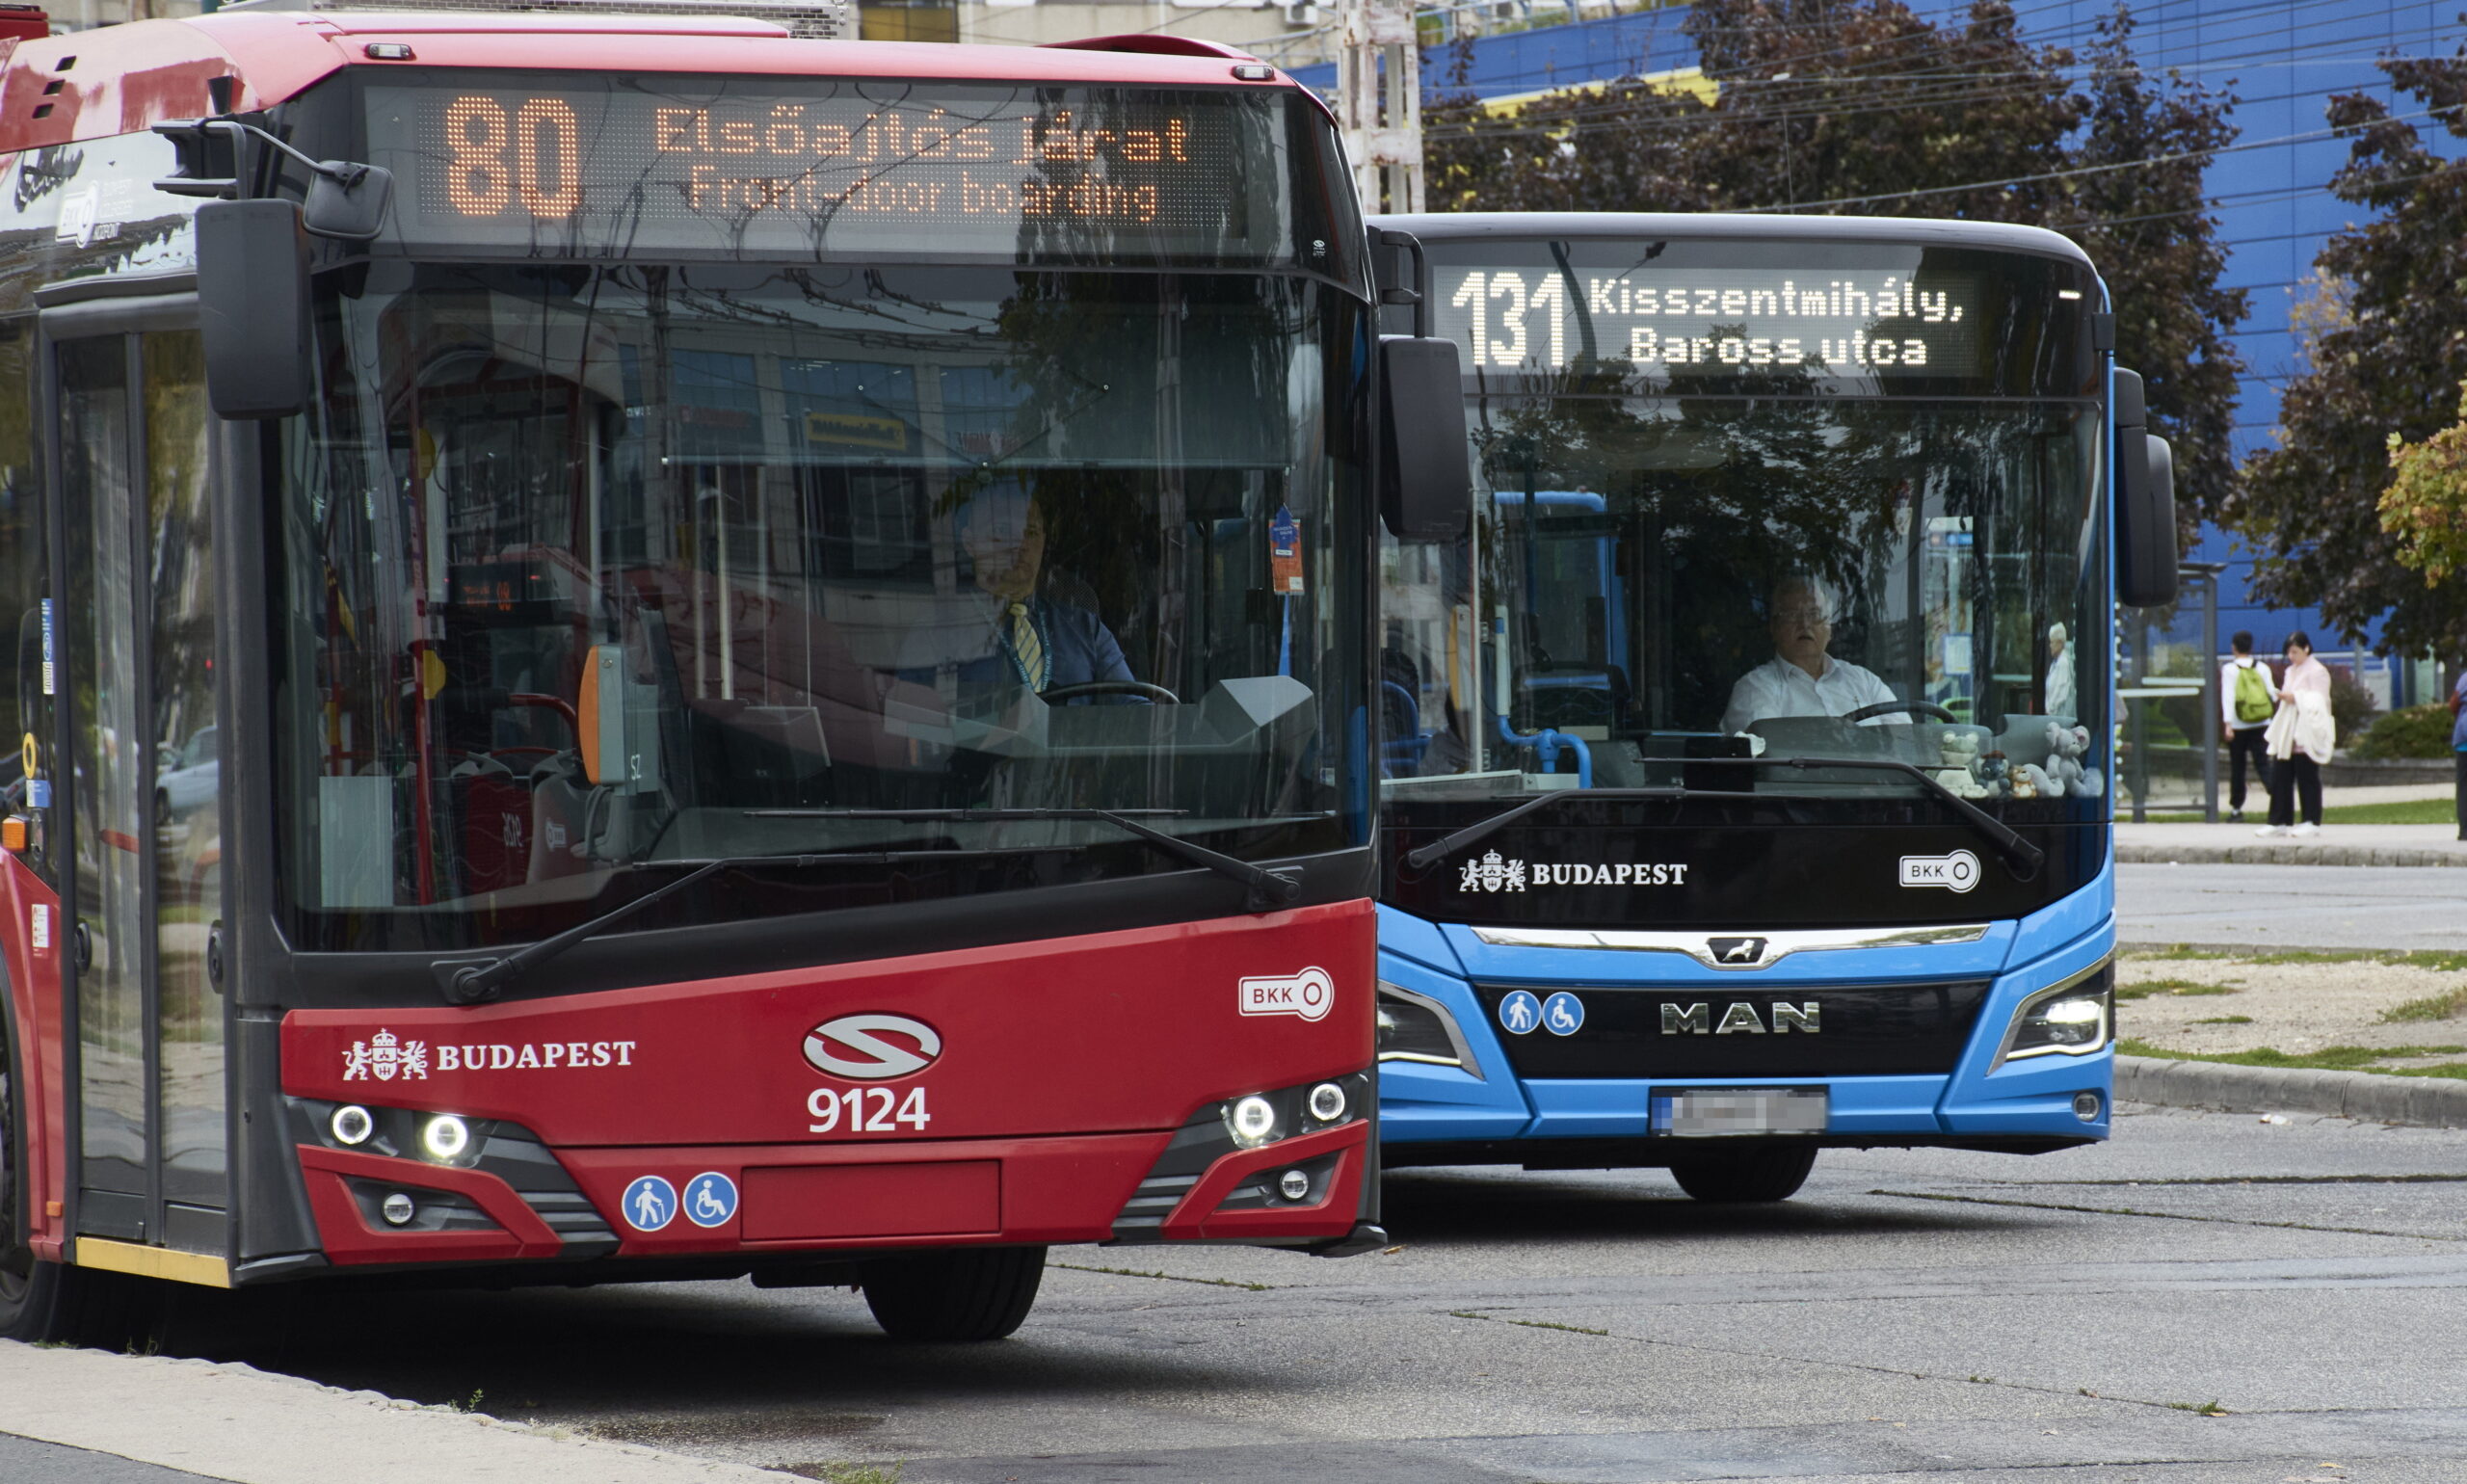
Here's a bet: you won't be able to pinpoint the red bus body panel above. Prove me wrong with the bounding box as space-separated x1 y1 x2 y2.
0 856 65 1260
282 900 1373 1264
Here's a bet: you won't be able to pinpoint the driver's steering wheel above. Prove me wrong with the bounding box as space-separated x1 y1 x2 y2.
1841 700 1959 725
1041 679 1180 705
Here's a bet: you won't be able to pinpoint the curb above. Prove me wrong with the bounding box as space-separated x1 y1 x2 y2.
2117 1053 2467 1129
2116 843 2467 867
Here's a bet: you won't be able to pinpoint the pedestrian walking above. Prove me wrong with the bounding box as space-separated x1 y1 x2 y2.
2257 631 2333 837
2220 630 2276 822
2450 664 2466 842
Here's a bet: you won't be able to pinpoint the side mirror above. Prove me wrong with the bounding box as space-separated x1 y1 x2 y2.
2111 368 2179 607
1380 335 1471 542
304 163 393 241
196 199 310 420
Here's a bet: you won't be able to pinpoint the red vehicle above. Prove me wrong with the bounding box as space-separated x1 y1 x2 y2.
0 4 1467 1342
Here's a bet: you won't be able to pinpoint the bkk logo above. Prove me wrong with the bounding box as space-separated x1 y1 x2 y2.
1897 849 1982 893
1459 850 1689 892
803 1014 942 1080
1239 967 1334 1022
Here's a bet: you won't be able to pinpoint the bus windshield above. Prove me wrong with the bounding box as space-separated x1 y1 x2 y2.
1382 395 2103 806
273 263 1366 950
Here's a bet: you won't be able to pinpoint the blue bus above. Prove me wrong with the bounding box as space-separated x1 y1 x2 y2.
1368 214 2175 1201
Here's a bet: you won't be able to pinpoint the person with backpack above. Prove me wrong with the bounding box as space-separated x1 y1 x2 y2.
2221 630 2278 823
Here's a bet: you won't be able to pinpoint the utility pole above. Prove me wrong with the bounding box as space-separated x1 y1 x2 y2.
1337 0 1422 214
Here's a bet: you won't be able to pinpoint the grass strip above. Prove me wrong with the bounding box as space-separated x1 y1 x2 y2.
2118 1035 2467 1079
2127 945 2467 973
2385 986 2467 1023
2140 798 2454 824
2114 977 2240 1000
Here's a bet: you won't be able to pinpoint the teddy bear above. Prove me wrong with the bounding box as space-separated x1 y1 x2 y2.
1934 729 1989 797
2043 721 2105 798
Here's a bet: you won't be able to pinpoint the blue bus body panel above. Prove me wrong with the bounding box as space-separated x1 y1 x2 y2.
1378 859 2115 1149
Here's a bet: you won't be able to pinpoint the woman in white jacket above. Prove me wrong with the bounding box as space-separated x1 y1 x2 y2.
2257 631 2334 837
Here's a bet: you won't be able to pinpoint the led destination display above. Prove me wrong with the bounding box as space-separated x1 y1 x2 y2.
363 77 1300 261
1434 265 1992 378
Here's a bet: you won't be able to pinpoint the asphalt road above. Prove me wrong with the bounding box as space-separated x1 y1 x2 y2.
144 1102 2467 1484
2116 861 2467 951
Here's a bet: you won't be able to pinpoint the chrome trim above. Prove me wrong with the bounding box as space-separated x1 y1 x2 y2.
1376 981 1486 1080
1468 922 1992 970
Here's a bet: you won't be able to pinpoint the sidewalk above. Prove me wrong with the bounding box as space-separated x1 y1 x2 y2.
2117 821 2467 867
0 1341 797 1484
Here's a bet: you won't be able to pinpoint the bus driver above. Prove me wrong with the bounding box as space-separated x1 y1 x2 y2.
952 487 1139 699
1721 573 1909 734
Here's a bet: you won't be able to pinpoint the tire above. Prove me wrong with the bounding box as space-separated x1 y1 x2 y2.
0 1000 160 1348
860 1245 1046 1342
1669 1146 1817 1204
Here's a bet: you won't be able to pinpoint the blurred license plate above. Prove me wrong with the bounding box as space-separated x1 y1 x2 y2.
1652 1087 1828 1137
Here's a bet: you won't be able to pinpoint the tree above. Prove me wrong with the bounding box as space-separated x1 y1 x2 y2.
2067 8 2248 535
1419 0 2247 539
2378 379 2467 587
2231 48 2467 657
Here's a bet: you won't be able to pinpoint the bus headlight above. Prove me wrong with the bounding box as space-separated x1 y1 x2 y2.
1226 1095 1279 1148
1307 1082 1347 1124
1377 982 1476 1074
331 1105 374 1146
1998 962 2113 1066
419 1114 472 1162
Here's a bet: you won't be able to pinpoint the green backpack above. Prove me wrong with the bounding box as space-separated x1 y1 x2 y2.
2233 662 2273 724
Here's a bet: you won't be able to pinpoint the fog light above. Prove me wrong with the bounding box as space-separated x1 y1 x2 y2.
419 1114 470 1161
381 1191 415 1226
2073 1091 2104 1123
1278 1168 1312 1202
331 1104 374 1146
1226 1095 1277 1148
1307 1082 1347 1123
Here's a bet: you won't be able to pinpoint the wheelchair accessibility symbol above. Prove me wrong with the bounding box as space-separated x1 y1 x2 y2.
1542 992 1585 1036
622 1175 677 1232
684 1171 739 1229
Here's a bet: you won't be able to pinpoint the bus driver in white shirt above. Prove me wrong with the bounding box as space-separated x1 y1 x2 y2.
1722 574 1909 735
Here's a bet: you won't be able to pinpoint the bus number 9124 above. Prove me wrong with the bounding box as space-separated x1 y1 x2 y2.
808 1086 933 1134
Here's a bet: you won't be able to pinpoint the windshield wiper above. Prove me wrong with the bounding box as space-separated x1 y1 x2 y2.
430 847 997 1006
1400 787 1762 871
1400 759 2044 882
751 808 1305 913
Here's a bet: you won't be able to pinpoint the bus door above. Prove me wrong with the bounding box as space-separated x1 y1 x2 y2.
46 312 225 1258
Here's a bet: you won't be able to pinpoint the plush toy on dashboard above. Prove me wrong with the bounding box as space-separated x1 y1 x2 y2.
2043 721 2105 798
2008 760 2044 800
1935 730 1990 798
1975 749 2011 798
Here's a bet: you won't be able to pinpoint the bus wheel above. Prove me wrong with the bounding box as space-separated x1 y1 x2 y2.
860 1245 1046 1342
1669 1147 1817 1204
0 1011 155 1347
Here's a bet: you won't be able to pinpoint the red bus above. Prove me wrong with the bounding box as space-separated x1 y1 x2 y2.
0 5 1466 1343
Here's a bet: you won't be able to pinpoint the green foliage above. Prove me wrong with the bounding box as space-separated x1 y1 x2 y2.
2353 702 2459 759
2381 380 2467 585
2383 986 2467 1022
1420 0 2245 534
2329 666 2376 742
2231 46 2467 658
